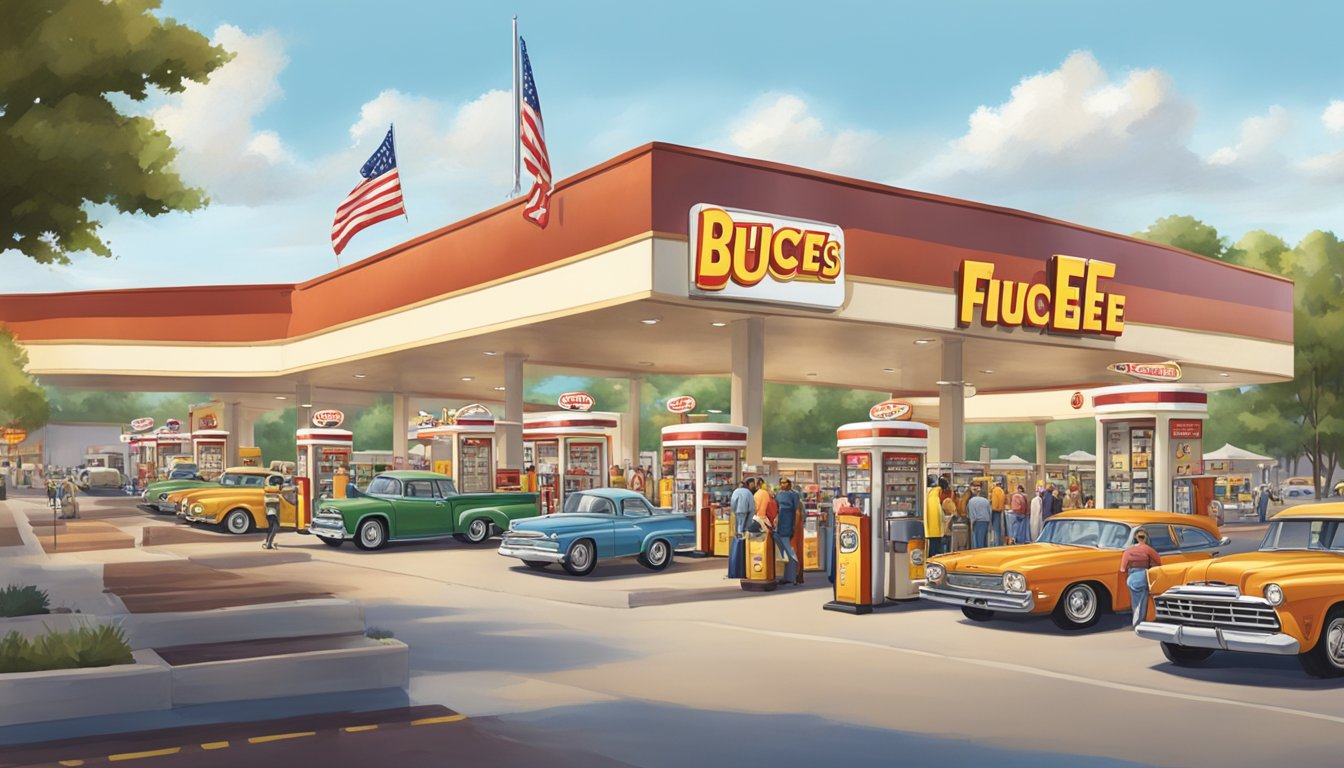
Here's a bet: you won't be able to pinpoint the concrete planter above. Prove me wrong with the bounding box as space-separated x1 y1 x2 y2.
0 649 171 727
0 612 97 640
171 637 409 705
122 599 365 649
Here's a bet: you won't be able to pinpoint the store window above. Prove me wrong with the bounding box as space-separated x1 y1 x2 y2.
1103 420 1155 509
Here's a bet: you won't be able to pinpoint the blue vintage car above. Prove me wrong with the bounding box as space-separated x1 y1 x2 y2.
498 488 696 576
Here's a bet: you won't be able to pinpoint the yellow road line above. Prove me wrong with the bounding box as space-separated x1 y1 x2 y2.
248 731 317 744
200 741 230 750
108 747 181 761
342 725 379 733
410 714 467 726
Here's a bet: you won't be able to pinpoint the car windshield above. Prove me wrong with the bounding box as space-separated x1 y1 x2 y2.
218 473 265 487
562 493 615 515
366 476 400 497
1038 519 1131 549
1260 519 1344 552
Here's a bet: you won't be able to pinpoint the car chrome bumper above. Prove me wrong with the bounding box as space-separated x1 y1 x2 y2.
1135 621 1300 655
311 520 352 540
180 512 218 524
918 584 1035 613
498 544 565 563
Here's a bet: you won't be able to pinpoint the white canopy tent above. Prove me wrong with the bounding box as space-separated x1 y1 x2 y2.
1203 443 1272 462
1058 449 1097 464
990 454 1035 469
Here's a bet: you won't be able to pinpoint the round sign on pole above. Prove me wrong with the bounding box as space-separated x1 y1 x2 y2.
666 395 697 414
312 409 346 428
557 392 595 412
164 418 182 433
2 428 27 446
868 399 913 421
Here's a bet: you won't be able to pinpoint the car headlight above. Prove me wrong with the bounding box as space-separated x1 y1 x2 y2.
191 503 204 514
1003 571 1028 593
550 532 559 539
1264 583 1284 606
926 562 946 583
158 493 169 501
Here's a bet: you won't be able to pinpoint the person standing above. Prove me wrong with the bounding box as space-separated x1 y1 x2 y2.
262 480 282 550
57 476 80 519
1043 483 1063 522
753 479 773 527
1009 484 1030 544
989 481 1006 546
1029 485 1045 540
731 478 757 535
1120 529 1162 627
967 484 992 549
947 490 969 553
924 477 945 557
629 465 647 497
1256 484 1271 523
775 479 802 585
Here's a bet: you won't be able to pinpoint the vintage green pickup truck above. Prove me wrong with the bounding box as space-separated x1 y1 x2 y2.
309 470 540 550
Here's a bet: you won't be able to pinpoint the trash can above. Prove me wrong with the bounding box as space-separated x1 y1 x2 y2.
740 526 777 592
885 518 926 600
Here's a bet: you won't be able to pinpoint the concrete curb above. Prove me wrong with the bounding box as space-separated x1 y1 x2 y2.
121 598 366 650
170 638 409 705
0 613 100 640
0 649 171 727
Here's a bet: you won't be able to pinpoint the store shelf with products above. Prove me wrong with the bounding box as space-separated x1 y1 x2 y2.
673 449 696 515
564 442 603 493
1104 420 1156 509
704 449 739 508
460 438 493 494
882 453 922 518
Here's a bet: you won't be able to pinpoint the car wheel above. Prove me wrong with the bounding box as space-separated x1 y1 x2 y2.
1051 582 1102 630
562 538 597 576
523 560 550 571
638 539 673 571
222 509 252 535
1160 642 1215 666
319 537 343 548
1299 607 1344 678
355 518 387 551
961 606 995 622
459 518 492 545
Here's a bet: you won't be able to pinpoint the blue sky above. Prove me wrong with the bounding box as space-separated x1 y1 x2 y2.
5 0 1344 292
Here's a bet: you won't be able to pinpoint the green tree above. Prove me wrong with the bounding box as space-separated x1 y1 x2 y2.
44 388 204 425
350 395 393 451
1 0 231 263
1131 215 1231 259
965 423 1033 461
0 327 49 430
253 408 297 466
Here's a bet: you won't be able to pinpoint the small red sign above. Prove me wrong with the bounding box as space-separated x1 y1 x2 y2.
1108 361 1182 382
1070 392 1084 410
164 418 182 432
557 392 595 412
666 395 697 414
312 409 346 428
197 414 218 430
1170 419 1203 439
868 400 913 421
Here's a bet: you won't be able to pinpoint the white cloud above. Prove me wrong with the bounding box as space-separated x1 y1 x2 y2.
151 25 303 205
722 93 892 177
1323 100 1344 134
1207 105 1291 167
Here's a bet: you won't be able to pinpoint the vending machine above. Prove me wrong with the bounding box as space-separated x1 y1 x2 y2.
835 420 930 606
523 412 621 513
192 429 230 481
296 427 353 504
661 423 748 555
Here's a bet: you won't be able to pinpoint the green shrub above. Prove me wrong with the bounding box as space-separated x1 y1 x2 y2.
364 627 394 640
0 625 133 673
0 585 50 617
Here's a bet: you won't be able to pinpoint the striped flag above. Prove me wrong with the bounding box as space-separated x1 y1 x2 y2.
519 38 551 228
332 126 406 255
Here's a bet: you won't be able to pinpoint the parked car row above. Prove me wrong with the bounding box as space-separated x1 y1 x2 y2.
919 506 1344 678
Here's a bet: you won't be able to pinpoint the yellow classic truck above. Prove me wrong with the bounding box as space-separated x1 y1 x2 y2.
1138 503 1344 677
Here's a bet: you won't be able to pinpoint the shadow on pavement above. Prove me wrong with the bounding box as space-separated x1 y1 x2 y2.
1145 654 1344 690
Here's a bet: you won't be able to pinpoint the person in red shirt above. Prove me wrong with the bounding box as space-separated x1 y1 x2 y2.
1120 529 1162 627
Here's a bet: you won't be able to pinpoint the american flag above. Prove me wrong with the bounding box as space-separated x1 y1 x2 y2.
331 126 406 255
519 38 551 228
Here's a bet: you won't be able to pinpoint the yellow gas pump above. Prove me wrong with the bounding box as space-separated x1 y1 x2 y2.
740 525 777 592
659 476 673 509
713 505 733 556
824 513 872 614
333 467 350 499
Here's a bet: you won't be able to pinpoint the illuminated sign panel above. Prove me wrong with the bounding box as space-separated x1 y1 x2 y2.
956 255 1126 337
689 204 845 310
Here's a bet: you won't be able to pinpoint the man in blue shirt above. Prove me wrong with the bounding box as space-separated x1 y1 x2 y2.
967 483 993 549
731 477 757 535
774 478 802 585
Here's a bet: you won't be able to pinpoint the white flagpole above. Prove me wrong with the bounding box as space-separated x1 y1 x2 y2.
390 123 409 222
510 15 521 198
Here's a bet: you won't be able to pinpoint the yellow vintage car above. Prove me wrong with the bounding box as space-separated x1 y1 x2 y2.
920 510 1227 630
173 469 293 534
1138 503 1344 677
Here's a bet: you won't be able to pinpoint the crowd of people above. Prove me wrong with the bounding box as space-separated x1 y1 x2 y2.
924 477 1094 554
729 476 804 586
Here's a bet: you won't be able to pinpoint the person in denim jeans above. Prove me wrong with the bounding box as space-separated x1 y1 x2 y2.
773 479 802 585
966 484 992 549
1120 529 1162 627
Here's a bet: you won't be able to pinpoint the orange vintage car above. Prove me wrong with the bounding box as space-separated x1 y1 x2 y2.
920 510 1227 630
1138 503 1344 677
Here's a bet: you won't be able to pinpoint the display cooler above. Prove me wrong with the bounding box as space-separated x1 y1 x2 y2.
192 429 229 481
1093 384 1208 513
296 427 353 509
660 423 748 556
411 410 497 494
836 421 931 604
129 434 158 488
524 412 621 513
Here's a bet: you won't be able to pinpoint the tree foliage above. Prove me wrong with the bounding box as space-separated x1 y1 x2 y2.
1131 215 1232 260
0 0 231 263
0 327 49 430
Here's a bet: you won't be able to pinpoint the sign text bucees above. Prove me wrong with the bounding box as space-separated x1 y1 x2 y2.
688 204 845 310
